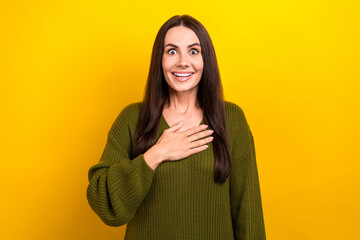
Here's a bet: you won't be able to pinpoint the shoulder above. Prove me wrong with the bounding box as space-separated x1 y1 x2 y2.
225 100 244 114
119 102 142 117
109 101 142 135
224 100 248 129
224 100 253 153
116 102 142 120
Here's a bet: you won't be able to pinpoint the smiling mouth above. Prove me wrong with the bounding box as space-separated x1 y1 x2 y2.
171 72 194 82
172 72 194 77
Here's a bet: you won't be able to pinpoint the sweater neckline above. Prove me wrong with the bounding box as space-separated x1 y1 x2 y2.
161 113 205 129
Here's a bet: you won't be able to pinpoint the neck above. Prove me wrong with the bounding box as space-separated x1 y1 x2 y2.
165 87 200 114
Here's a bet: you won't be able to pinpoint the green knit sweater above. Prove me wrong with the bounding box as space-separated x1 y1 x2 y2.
87 101 266 240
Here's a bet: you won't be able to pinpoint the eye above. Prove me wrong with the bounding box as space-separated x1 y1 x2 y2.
190 48 199 55
167 49 177 55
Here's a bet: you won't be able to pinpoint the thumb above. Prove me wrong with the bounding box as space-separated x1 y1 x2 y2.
167 120 183 132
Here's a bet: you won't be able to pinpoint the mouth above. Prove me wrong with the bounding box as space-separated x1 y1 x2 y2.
171 72 194 82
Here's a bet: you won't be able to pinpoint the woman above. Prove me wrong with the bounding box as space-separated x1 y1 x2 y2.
87 15 266 239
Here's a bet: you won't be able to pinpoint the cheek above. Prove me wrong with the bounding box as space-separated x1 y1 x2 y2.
161 56 166 70
162 57 172 72
195 58 204 71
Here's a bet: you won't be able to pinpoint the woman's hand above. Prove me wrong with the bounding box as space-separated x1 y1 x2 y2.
157 120 214 161
143 120 214 170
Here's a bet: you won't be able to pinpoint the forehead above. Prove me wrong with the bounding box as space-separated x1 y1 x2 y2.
164 26 200 45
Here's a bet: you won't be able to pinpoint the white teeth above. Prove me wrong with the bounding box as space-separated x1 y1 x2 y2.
173 73 192 77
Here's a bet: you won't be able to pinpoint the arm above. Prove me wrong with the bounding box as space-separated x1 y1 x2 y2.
230 133 266 239
229 106 266 239
86 106 156 227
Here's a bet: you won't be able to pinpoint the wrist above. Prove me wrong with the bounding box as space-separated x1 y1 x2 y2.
143 145 164 170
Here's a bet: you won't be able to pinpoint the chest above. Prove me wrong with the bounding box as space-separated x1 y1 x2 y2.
162 108 204 131
153 139 215 186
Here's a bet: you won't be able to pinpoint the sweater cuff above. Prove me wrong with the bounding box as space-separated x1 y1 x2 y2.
106 154 156 200
138 153 157 175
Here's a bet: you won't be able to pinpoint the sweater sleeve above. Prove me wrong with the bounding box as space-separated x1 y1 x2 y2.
229 107 266 239
86 105 156 227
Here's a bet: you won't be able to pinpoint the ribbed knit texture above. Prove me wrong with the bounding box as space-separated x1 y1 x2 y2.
87 101 266 240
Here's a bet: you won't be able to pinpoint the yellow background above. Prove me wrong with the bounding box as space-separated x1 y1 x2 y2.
1 0 359 239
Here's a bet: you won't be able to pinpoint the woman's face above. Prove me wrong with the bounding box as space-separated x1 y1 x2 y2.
162 26 204 93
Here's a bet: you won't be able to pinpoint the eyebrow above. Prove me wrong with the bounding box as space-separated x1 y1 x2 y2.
164 43 201 48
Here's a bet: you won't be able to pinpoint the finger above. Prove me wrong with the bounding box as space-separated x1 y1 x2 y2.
187 129 213 143
167 120 183 132
183 124 208 137
188 136 213 149
188 144 209 155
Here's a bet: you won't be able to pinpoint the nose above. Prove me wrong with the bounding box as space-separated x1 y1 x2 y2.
177 52 189 68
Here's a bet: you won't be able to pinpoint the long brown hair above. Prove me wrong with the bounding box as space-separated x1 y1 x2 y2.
131 15 232 184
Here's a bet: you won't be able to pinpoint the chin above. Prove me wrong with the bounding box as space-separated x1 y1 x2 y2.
169 82 200 93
